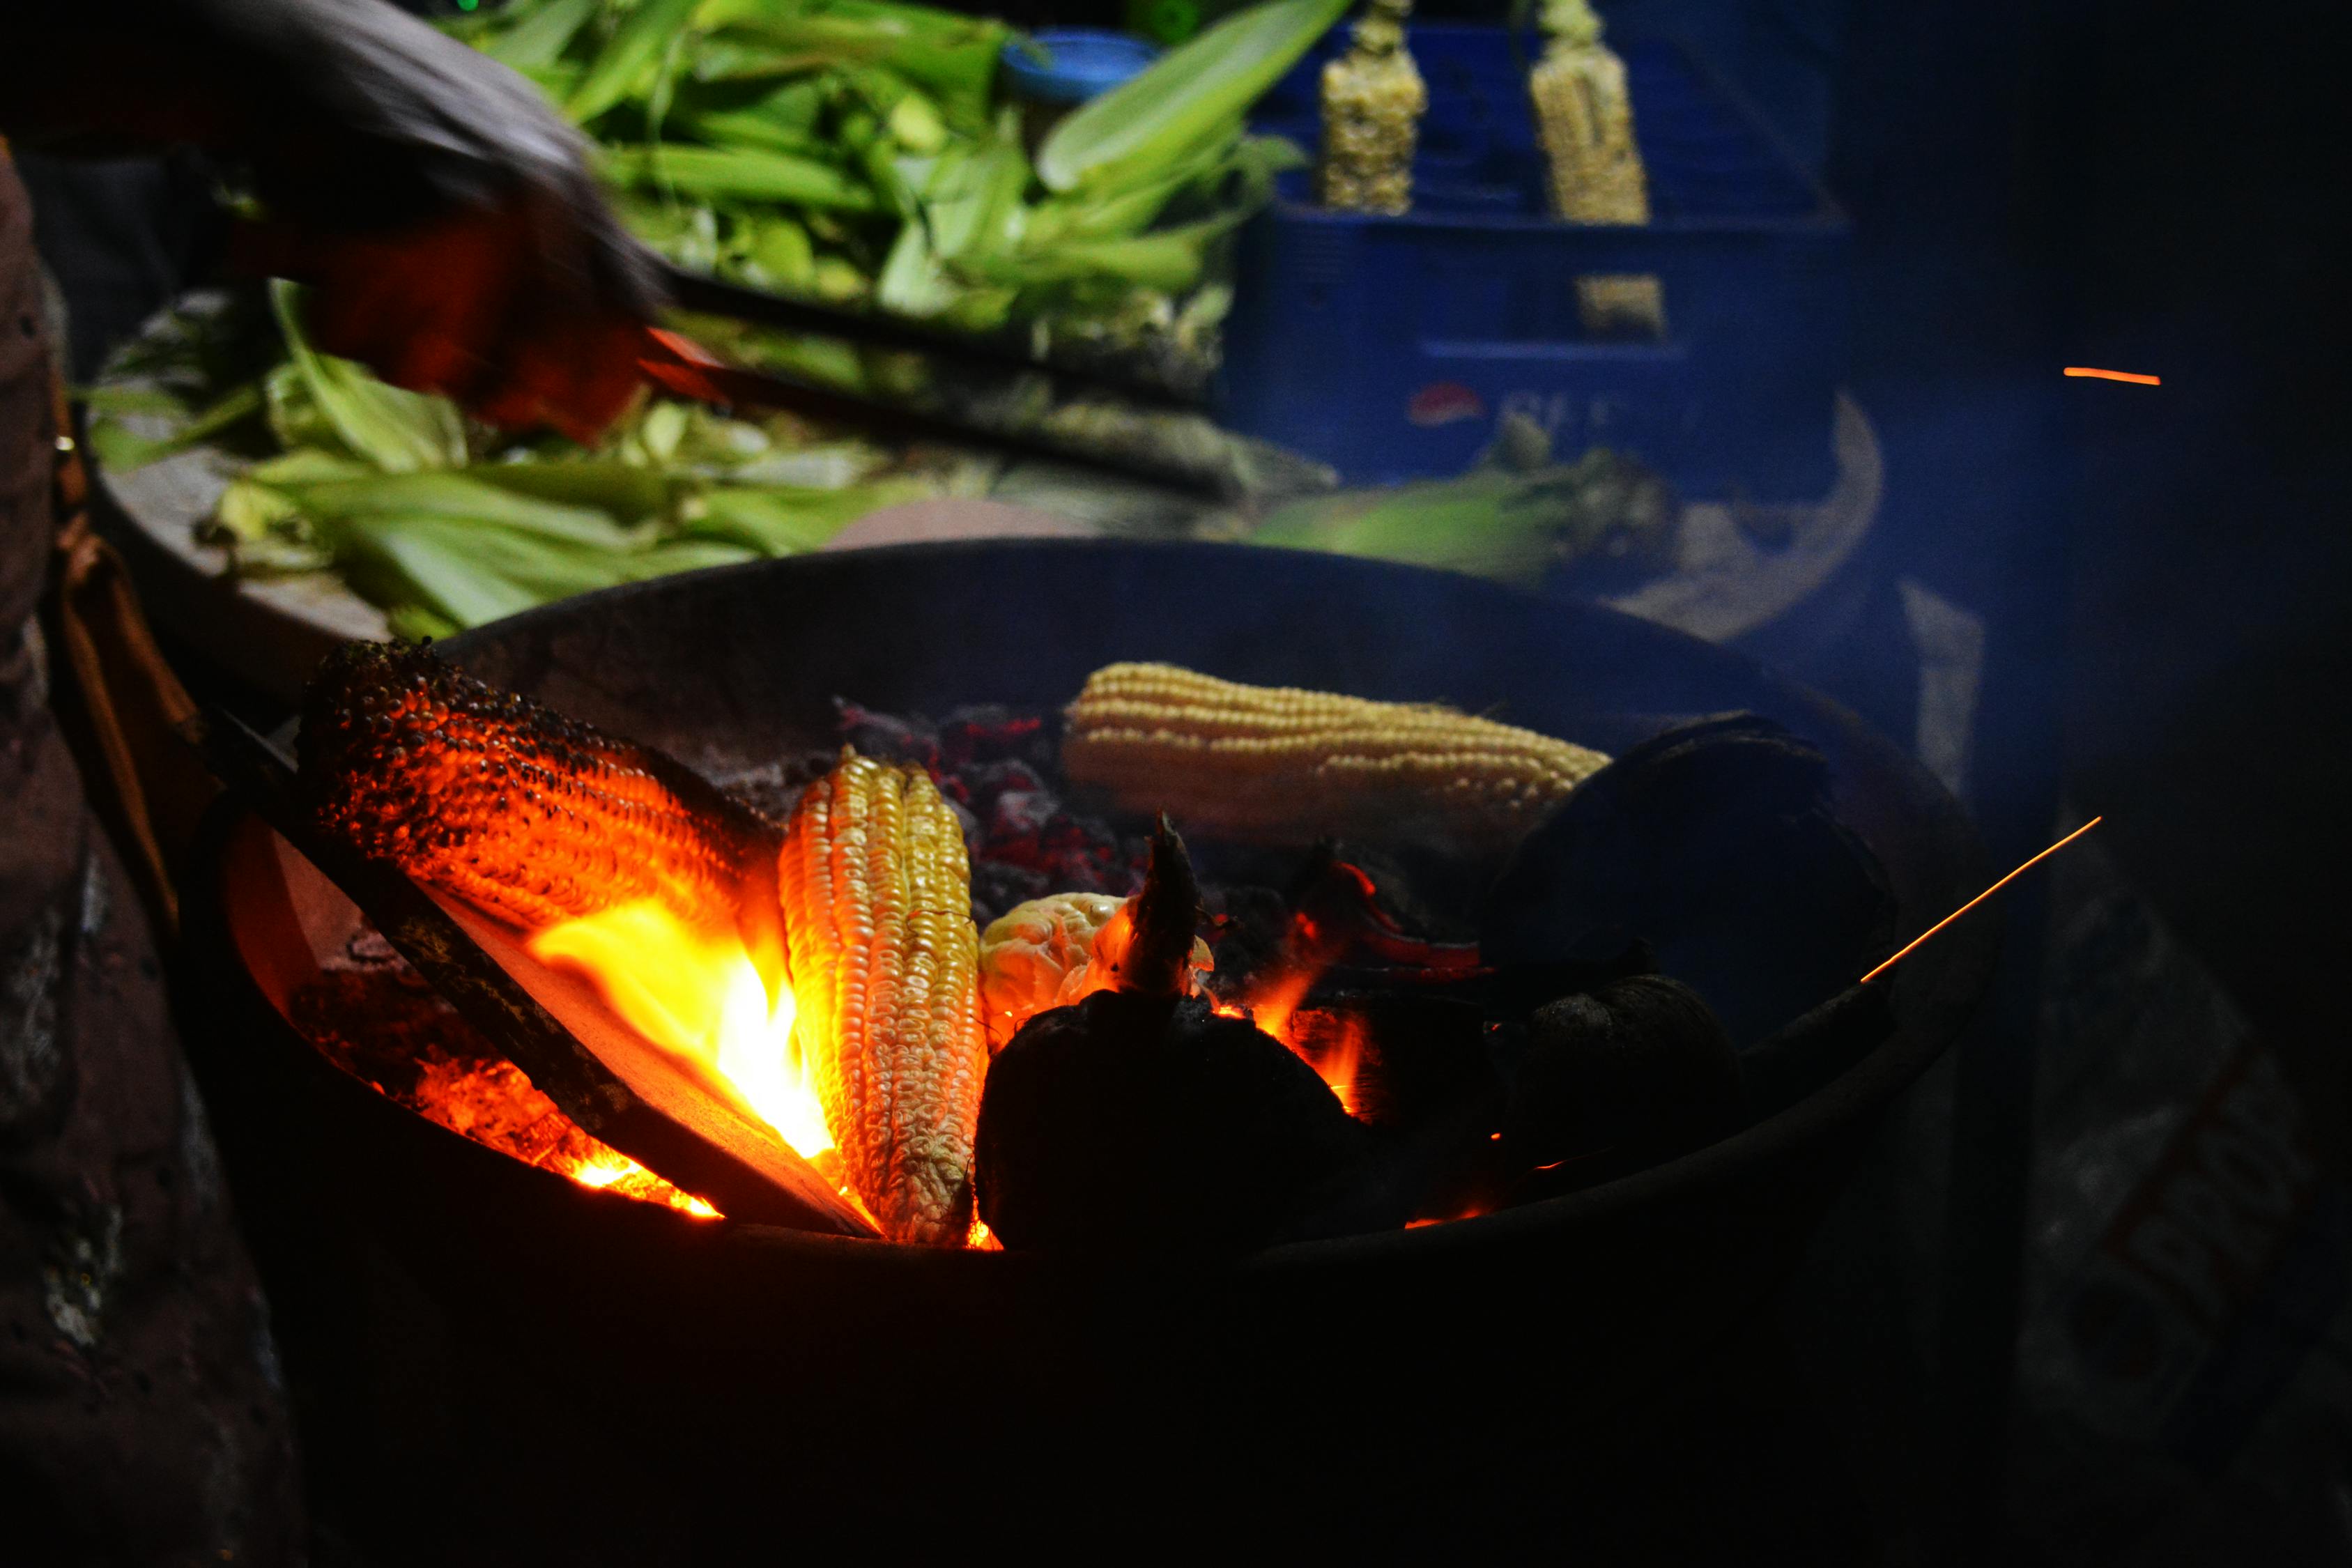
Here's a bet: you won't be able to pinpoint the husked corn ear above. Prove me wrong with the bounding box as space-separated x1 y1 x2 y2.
1317 0 1427 216
300 642 756 934
1529 0 1663 336
778 751 987 1245
1062 662 1610 852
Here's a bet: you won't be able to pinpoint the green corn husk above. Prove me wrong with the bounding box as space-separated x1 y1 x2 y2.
701 0 1008 129
1252 445 1677 588
1036 0 1348 194
602 144 879 209
84 380 264 472
270 282 468 472
484 0 598 71
681 478 930 553
569 0 707 123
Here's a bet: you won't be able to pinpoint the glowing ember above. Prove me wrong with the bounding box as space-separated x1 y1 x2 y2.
294 943 721 1219
527 900 836 1164
1859 815 2103 985
415 1055 720 1216
2062 367 2161 385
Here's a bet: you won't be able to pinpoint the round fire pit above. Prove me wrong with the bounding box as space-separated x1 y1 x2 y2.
178 541 1992 1559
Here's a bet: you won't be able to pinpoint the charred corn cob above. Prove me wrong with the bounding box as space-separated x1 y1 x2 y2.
1061 662 1611 852
300 642 760 935
1317 0 1427 216
778 751 987 1245
1528 0 1664 335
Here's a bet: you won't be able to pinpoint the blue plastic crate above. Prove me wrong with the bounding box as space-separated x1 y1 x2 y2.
1220 28 1850 500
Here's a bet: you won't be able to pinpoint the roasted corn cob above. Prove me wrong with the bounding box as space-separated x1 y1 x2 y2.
1317 0 1427 216
1528 0 1664 335
1061 662 1611 852
300 643 760 934
778 751 987 1245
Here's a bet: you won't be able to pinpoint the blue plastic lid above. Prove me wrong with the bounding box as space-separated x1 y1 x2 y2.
1001 29 1160 107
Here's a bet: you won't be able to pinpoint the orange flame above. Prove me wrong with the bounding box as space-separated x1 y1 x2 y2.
527 900 836 1165
403 1051 718 1218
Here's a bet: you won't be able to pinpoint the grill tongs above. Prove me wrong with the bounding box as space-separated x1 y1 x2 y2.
647 264 1240 499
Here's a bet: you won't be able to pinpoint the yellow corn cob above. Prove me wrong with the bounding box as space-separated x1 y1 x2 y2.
1061 662 1611 852
1317 0 1427 216
778 751 987 1245
1528 0 1665 336
300 643 757 934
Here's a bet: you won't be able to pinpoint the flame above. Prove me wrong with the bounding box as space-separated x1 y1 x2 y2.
527 900 836 1164
403 1052 719 1218
1215 977 1364 1118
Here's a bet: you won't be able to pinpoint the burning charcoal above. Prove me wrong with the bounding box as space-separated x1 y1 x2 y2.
292 937 715 1217
973 820 1378 1252
1482 714 1897 1047
1500 976 1743 1201
971 860 1052 928
1286 994 1490 1132
1201 884 1294 1004
988 787 1061 845
834 698 940 769
937 705 1053 771
1284 844 1483 971
960 758 1050 810
714 749 839 823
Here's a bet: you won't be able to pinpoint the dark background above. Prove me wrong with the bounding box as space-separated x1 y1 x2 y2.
24 0 2352 1560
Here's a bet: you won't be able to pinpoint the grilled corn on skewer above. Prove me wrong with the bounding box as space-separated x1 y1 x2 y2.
778 751 987 1245
1062 661 1610 852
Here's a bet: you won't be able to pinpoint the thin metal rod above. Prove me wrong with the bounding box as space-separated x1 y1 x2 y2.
1859 815 2103 985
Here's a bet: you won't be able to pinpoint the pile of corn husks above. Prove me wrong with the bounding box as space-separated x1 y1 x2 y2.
91 284 946 642
451 0 1349 394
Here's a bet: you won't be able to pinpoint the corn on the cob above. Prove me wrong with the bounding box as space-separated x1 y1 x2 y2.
300 642 758 935
778 751 987 1245
1061 662 1611 852
1317 0 1427 216
1528 0 1664 337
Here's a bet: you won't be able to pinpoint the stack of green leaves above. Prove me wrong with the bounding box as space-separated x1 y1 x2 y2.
89 283 933 642
447 0 1348 383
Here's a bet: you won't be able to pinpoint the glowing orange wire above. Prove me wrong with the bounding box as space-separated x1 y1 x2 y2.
2063 367 2162 385
1859 817 2103 986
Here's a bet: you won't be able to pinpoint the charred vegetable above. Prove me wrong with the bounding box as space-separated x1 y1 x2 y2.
974 817 1372 1252
300 641 769 938
976 888 1213 1050
977 891 1128 1050
1482 714 1896 1048
1500 974 1741 1198
778 749 989 1245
